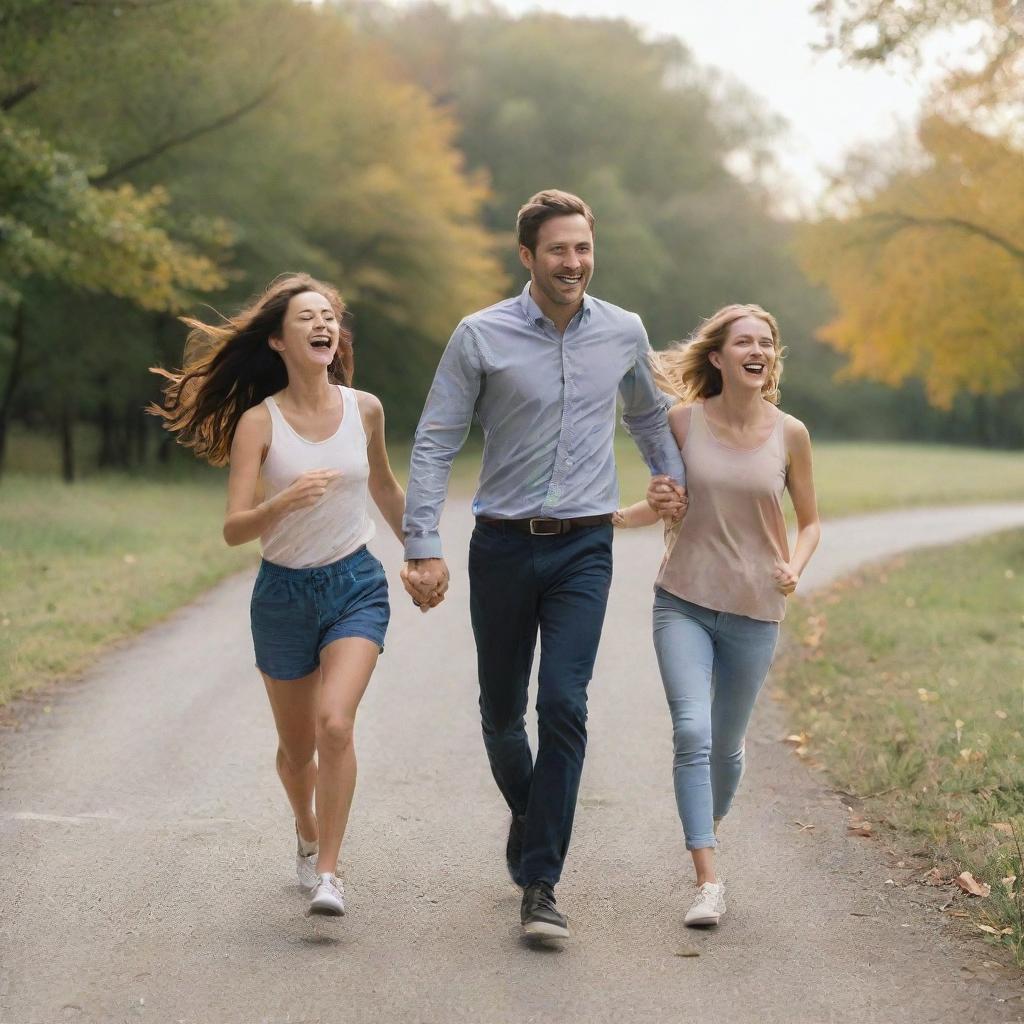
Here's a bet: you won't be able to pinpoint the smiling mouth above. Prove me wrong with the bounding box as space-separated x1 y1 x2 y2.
310 335 332 350
555 274 582 287
743 362 766 377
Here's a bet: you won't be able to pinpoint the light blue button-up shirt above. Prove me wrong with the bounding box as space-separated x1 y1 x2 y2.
403 283 686 560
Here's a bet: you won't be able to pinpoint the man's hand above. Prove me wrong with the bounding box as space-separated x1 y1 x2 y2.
401 557 450 613
646 476 687 523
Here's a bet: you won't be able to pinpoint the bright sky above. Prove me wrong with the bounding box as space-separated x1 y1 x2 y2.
387 0 958 210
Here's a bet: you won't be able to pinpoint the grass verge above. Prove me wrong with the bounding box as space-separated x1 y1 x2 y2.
774 530 1024 963
0 475 255 706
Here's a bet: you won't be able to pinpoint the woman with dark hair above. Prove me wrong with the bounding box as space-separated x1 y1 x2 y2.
613 304 821 929
151 273 406 918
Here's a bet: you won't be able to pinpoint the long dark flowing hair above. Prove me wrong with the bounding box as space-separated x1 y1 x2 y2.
149 273 354 466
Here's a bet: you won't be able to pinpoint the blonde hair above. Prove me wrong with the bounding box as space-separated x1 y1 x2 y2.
653 304 784 406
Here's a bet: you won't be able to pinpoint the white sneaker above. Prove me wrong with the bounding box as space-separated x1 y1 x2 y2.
684 881 726 927
308 873 345 917
295 827 318 891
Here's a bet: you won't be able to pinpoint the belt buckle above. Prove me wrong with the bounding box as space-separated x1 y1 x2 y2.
529 517 562 536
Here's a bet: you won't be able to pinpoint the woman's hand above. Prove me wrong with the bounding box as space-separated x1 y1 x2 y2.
646 476 687 522
773 561 800 596
272 469 340 514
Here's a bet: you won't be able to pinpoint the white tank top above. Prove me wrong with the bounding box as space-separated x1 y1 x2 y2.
259 385 375 568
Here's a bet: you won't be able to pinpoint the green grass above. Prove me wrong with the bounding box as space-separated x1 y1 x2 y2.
775 530 1024 962
0 475 255 705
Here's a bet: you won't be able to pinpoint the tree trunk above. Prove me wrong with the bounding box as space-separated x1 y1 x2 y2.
98 401 115 467
60 400 76 483
0 300 27 481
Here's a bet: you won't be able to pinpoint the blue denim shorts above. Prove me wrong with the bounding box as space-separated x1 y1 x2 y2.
250 546 390 680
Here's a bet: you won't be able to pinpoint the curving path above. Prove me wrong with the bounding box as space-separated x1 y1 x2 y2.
2 502 1024 1024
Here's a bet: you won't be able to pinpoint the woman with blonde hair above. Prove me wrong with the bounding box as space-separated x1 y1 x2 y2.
150 273 407 918
613 303 820 927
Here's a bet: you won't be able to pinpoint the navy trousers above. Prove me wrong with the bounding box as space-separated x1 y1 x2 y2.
468 520 613 886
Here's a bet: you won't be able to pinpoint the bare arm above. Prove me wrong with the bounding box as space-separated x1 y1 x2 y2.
612 501 661 528
223 405 339 546
643 404 692 521
360 391 405 543
775 416 821 594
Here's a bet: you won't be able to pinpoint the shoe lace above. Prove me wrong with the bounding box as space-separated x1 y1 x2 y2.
532 883 556 912
690 883 719 908
316 874 343 898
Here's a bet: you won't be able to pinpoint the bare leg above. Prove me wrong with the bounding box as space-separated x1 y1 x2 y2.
261 669 320 844
690 847 717 886
314 637 379 876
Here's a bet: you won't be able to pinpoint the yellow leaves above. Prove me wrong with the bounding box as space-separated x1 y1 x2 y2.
784 732 811 758
797 116 1024 408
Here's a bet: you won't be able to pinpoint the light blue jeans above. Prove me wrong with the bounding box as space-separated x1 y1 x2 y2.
652 589 779 850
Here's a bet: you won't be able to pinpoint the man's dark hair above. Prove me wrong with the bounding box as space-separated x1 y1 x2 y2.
516 189 595 254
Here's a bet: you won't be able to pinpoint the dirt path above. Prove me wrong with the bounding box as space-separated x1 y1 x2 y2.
2 502 1023 1024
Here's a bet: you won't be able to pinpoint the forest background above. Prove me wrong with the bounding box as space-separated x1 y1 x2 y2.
3 0 1023 483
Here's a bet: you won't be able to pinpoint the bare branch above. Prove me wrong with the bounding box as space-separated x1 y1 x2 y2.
863 210 1024 265
90 72 283 186
1 81 41 112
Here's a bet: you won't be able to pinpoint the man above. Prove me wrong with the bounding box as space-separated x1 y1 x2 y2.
401 189 685 940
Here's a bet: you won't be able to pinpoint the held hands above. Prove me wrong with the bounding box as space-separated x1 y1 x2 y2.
401 557 450 613
773 561 800 596
646 476 688 523
273 469 340 514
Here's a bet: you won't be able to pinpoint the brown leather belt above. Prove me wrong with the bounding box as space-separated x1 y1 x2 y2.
475 514 613 536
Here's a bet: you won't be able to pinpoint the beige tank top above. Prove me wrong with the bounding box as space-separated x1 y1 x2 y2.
656 402 790 622
259 385 375 569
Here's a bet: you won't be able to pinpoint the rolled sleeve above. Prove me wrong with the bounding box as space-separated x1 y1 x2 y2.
619 320 686 486
402 321 482 560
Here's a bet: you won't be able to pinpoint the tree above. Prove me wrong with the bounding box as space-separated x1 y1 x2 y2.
798 116 1024 407
813 0 1023 112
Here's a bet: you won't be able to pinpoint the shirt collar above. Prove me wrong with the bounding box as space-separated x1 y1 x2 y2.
519 281 593 329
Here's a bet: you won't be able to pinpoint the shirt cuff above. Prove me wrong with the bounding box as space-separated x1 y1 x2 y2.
403 533 444 561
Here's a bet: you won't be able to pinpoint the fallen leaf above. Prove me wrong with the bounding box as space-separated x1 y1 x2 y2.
123 554 137 565
956 872 991 898
923 868 951 886
674 948 700 958
783 733 808 746
1001 875 1017 891
793 820 815 831
848 821 874 837
995 710 1008 720
955 719 965 744
990 822 1014 836
977 924 1001 935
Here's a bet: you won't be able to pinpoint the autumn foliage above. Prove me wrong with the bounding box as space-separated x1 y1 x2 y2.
798 117 1024 407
